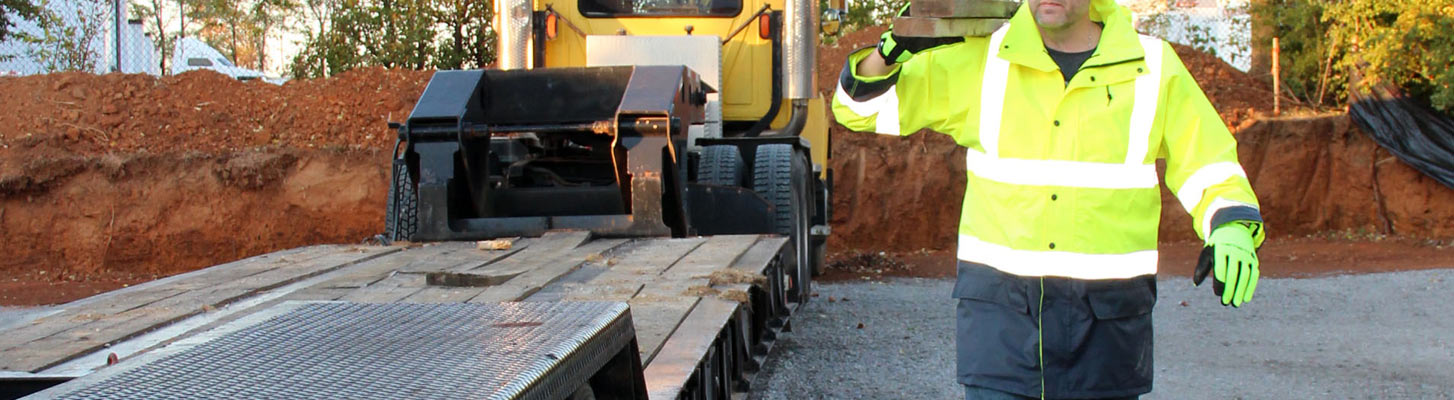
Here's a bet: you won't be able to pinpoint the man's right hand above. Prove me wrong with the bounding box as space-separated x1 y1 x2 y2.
875 5 965 65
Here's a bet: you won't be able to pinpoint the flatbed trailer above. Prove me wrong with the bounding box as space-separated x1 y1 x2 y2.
0 232 801 399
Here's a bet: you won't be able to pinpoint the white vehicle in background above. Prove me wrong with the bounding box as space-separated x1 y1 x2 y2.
171 37 280 82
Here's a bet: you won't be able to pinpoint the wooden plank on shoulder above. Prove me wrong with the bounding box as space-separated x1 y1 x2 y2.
467 238 630 303
643 297 741 399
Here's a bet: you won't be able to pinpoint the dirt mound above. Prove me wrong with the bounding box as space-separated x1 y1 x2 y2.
0 67 429 156
0 143 389 282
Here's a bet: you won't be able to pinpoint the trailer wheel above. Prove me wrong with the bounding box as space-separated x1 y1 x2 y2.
697 145 745 186
384 158 418 242
752 144 812 302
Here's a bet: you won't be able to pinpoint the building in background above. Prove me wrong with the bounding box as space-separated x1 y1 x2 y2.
0 0 158 75
1119 0 1252 72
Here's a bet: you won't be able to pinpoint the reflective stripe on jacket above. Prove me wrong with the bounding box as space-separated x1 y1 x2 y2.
832 0 1265 280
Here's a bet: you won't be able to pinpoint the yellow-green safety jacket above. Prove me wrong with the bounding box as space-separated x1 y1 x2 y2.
832 0 1265 280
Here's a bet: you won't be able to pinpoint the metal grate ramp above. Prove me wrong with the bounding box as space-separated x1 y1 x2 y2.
27 301 637 400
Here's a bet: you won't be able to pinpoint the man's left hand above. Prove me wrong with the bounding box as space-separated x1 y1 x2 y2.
1194 221 1260 307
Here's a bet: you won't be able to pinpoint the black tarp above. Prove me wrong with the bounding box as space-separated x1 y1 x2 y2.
1348 84 1454 189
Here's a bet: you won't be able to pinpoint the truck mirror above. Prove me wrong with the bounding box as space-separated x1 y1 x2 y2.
821 9 846 37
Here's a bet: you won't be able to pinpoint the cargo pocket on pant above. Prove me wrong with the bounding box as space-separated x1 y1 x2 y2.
1079 281 1156 392
951 262 1029 313
953 263 1039 393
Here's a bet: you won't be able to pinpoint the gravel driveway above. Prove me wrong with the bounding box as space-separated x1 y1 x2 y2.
750 269 1454 399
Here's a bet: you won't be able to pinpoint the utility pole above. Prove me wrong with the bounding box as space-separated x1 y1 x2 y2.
114 0 123 72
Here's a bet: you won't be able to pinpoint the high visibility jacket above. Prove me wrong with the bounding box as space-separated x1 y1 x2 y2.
832 0 1264 280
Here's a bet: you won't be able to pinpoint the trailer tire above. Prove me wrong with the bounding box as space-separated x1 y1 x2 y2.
698 145 745 186
384 158 418 242
752 144 812 302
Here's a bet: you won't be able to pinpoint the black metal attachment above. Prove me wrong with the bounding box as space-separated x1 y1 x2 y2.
392 65 716 241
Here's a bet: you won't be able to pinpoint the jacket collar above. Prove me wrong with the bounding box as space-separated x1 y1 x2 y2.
997 0 1145 73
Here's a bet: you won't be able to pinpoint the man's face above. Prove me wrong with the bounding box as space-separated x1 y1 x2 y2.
1028 0 1091 31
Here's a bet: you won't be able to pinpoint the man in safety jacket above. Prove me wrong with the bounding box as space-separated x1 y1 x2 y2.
832 0 1265 398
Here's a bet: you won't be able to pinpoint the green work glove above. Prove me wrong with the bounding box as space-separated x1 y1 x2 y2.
876 5 964 64
1193 221 1261 307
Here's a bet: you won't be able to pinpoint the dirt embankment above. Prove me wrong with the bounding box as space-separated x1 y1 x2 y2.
0 138 389 281
0 67 428 156
2 29 1454 305
0 68 423 286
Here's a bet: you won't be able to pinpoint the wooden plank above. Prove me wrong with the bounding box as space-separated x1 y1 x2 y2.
637 236 758 298
725 236 787 275
321 243 468 288
554 238 707 301
643 297 741 399
0 246 347 353
278 287 354 302
629 296 701 365
892 16 1007 37
468 238 631 303
161 246 349 292
398 287 488 303
428 231 592 286
2 287 251 372
395 238 532 274
0 246 397 372
909 0 1018 18
337 272 426 303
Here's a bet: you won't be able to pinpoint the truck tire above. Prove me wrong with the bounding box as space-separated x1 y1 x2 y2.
384 158 418 242
697 145 745 186
753 144 812 302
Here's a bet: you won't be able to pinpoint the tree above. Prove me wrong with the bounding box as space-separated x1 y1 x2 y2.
187 0 252 68
130 0 175 74
429 0 493 69
1253 0 1454 111
0 0 41 42
249 0 297 71
289 0 441 78
22 0 109 72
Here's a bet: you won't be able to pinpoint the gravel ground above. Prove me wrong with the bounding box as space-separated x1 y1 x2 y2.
749 269 1454 399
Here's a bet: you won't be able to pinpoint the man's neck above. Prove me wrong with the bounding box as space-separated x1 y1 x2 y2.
1039 20 1102 53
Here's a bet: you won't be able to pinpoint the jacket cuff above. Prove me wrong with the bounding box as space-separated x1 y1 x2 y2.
839 47 901 101
1209 206 1265 246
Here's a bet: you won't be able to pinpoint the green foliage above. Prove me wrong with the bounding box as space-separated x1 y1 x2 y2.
0 0 41 42
289 0 495 79
21 0 107 72
844 0 905 32
1253 0 1454 112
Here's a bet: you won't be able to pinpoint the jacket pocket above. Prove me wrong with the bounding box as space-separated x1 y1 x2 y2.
1086 282 1155 320
952 262 1029 314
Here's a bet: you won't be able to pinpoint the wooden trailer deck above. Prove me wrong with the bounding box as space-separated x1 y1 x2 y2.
0 232 796 399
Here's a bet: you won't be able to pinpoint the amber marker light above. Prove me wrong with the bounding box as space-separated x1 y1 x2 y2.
758 13 771 39
546 12 559 40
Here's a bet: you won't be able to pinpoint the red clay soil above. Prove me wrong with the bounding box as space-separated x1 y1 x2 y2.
2 30 1452 306
0 67 429 156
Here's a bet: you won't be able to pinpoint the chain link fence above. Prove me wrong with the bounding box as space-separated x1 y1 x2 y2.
0 0 159 76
